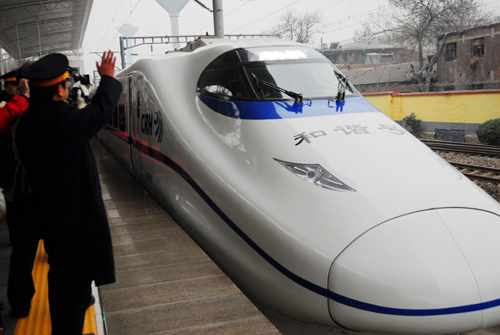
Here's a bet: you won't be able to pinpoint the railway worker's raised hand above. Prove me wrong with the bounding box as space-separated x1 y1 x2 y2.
96 50 116 78
18 78 30 98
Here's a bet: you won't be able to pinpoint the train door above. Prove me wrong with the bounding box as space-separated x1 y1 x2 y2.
128 74 141 174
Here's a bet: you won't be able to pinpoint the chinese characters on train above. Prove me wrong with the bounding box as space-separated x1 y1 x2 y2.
294 124 406 146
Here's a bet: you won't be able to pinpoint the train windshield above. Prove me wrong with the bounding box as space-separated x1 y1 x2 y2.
197 46 357 102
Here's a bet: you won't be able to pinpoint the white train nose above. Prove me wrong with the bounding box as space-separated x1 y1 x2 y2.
328 208 500 335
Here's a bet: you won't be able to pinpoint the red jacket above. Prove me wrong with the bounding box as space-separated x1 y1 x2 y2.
0 96 29 133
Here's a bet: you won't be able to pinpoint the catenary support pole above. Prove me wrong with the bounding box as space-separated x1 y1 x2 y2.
213 0 224 38
119 37 126 70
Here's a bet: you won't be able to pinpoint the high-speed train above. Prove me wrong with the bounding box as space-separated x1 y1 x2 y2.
97 37 500 335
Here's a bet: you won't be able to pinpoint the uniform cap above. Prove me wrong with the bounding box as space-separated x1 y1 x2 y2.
22 53 70 88
1 70 18 84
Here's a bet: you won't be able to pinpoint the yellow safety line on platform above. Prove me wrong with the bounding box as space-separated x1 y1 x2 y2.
14 240 97 335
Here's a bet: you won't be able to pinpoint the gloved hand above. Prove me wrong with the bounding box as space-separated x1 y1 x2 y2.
81 85 89 97
76 88 87 109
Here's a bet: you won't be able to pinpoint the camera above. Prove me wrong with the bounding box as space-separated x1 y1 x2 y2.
67 66 90 86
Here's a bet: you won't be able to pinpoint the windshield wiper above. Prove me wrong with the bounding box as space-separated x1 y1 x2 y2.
251 73 303 105
334 71 354 103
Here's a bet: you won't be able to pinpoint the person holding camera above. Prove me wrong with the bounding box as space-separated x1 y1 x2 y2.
15 50 122 335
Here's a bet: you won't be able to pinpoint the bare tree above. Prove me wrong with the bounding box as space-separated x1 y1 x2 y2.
356 0 492 91
267 10 300 41
440 0 493 31
267 10 324 44
296 11 324 44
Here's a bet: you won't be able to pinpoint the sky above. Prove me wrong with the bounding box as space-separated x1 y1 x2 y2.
81 0 500 75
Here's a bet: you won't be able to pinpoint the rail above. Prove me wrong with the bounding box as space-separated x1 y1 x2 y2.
421 140 500 157
449 162 500 184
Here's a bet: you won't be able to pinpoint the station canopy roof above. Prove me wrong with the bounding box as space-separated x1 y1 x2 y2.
0 0 93 61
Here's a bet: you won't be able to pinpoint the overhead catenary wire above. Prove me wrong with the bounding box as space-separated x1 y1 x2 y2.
194 0 213 13
106 0 143 51
228 0 303 34
201 0 344 36
95 0 126 51
322 5 389 30
318 0 348 11
191 1 251 35
227 0 386 39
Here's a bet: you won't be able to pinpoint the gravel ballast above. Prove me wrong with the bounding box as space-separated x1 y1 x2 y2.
438 151 500 203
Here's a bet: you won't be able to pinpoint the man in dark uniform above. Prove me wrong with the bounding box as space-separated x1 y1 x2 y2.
16 51 122 335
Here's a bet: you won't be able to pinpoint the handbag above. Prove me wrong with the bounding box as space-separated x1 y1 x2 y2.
0 188 6 219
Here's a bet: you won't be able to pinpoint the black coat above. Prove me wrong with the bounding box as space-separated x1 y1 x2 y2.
16 76 122 286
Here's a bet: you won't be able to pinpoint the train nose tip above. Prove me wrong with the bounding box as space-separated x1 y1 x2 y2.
328 209 500 335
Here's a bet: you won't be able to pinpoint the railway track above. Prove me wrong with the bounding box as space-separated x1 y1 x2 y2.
420 140 500 184
421 140 500 157
449 162 500 184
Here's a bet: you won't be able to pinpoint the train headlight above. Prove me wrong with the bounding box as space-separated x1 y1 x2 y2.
275 159 355 192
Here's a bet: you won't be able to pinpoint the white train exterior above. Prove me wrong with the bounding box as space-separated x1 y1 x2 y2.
97 38 500 335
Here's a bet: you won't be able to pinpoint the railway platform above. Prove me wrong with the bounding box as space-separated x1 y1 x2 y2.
0 138 279 335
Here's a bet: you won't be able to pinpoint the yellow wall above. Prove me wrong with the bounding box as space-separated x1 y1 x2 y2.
364 91 500 124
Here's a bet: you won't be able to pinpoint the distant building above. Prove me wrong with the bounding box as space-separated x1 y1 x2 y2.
318 38 420 93
436 22 500 91
343 62 420 94
318 37 418 68
320 46 417 67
